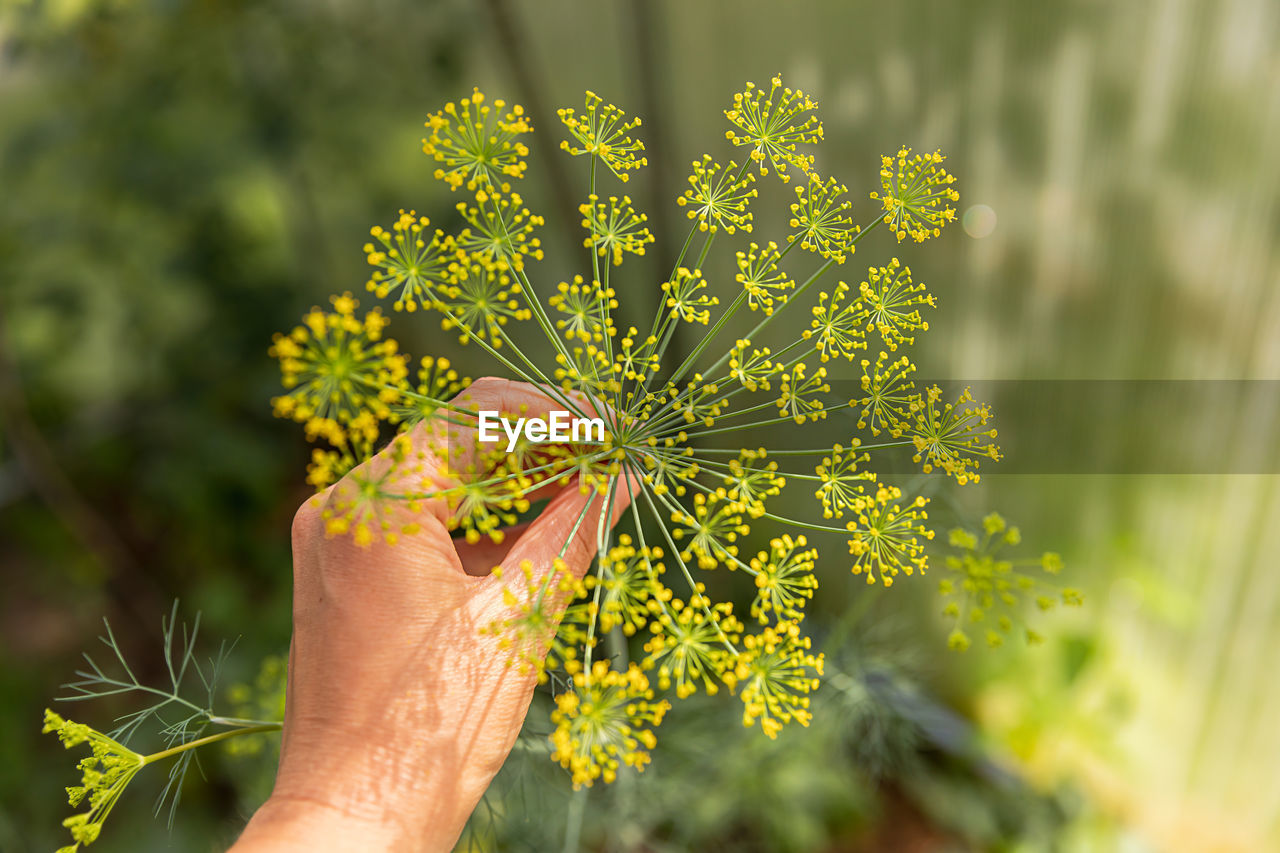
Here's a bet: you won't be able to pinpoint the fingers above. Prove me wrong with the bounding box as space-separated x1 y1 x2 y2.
497 467 634 586
399 376 614 530
413 377 605 479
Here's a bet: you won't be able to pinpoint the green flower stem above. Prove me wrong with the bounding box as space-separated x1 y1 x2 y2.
474 187 579 375
494 281 601 421
754 509 851 535
586 158 620 400
141 724 280 766
562 788 588 853
641 348 811 439
678 413 828 440
640 225 699 349
534 488 600 612
380 385 482 428
650 473 757 568
641 396 778 443
699 212 886 381
581 476 620 672
486 321 599 423
619 462 681 626
557 487 601 561
638 485 738 655
424 295 594 423
207 715 282 728
665 289 749 389
645 444 829 484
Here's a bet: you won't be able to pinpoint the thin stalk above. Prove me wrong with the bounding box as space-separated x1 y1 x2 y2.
142 724 280 766
699 212 886 381
637 485 738 654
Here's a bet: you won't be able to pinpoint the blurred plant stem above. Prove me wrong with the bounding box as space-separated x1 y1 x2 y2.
563 786 587 853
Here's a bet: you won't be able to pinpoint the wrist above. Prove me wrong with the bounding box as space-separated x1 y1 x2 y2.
231 794 415 852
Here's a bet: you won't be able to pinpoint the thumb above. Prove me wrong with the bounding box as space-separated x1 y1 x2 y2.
488 469 633 607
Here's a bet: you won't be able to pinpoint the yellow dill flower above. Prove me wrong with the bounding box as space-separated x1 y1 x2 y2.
727 339 780 392
776 362 829 424
940 513 1080 650
871 146 959 242
639 439 698 498
724 75 823 182
732 621 823 738
859 258 935 350
363 210 454 312
440 466 531 545
643 596 741 698
392 356 470 428
44 709 146 852
804 280 868 362
814 442 871 520
670 491 749 569
579 194 655 266
558 91 648 180
269 293 408 426
789 172 858 263
260 79 1071 797
549 275 614 344
553 343 614 397
485 559 586 680
677 155 757 234
613 326 662 384
592 534 664 635
853 352 916 437
749 535 818 623
550 661 669 788
908 385 1001 484
845 479 933 586
663 377 726 427
721 451 785 519
302 409 382 490
439 259 531 347
320 432 425 547
422 88 530 191
661 267 718 324
735 241 794 314
454 187 544 272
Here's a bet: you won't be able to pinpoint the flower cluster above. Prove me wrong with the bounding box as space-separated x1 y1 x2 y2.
268 79 1036 788
43 710 145 852
940 513 1079 650
550 661 669 786
871 146 959 243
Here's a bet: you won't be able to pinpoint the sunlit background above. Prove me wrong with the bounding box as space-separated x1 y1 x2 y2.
2 1 1278 850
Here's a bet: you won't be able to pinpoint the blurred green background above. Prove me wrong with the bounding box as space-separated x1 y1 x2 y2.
2 0 1278 850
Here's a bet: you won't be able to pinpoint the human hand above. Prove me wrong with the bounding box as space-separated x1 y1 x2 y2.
230 378 627 852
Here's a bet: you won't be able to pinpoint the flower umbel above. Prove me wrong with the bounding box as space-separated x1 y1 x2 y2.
940 513 1078 650
422 88 531 191
559 91 648 180
44 709 145 852
678 155 757 234
261 79 1064 794
871 146 959 243
724 75 823 182
550 661 670 788
789 173 857 263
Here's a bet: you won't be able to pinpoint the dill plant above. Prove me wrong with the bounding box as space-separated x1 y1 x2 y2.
41 77 1082 849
